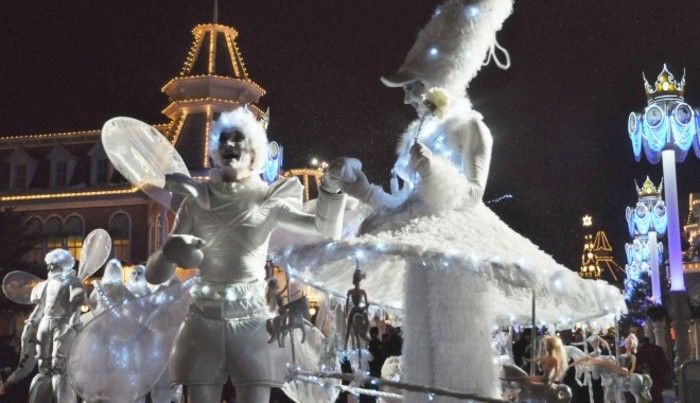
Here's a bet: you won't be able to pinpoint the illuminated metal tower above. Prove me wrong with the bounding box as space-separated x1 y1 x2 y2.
625 177 667 303
578 215 625 283
628 64 700 292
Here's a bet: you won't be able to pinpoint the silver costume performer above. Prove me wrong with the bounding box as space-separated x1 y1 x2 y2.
165 174 344 387
23 249 84 403
146 107 346 402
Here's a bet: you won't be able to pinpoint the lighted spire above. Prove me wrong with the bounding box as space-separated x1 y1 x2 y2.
161 17 266 171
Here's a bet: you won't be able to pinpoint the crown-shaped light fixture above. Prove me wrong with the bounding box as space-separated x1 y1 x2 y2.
635 176 663 197
643 64 685 102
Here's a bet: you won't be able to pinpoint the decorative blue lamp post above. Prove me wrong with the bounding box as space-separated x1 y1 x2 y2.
625 177 667 303
628 65 700 370
628 64 700 292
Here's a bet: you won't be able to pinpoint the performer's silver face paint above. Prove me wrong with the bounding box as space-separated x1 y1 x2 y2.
218 129 254 180
403 80 429 116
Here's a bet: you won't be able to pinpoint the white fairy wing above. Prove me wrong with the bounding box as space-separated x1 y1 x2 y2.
2 270 43 305
101 117 191 209
67 278 196 401
77 229 112 280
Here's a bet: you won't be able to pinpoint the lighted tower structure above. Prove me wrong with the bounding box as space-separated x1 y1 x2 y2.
628 65 700 292
628 64 700 370
579 215 625 283
161 22 266 173
625 177 667 304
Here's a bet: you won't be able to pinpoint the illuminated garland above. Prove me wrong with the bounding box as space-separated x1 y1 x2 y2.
287 368 509 402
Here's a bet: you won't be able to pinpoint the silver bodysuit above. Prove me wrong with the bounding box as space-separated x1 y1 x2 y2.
168 174 345 387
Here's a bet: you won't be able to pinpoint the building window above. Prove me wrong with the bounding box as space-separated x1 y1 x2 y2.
15 165 27 189
24 217 44 264
66 236 83 260
56 162 68 187
96 159 109 184
45 217 63 252
7 147 37 190
64 215 84 259
109 212 131 261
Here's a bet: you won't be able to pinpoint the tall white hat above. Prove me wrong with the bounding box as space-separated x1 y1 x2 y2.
381 0 514 96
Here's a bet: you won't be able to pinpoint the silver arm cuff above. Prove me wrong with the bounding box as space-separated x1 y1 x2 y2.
315 187 347 239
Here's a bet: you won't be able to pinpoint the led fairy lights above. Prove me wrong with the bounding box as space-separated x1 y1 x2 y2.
176 23 251 81
0 128 100 143
163 75 265 95
180 30 204 76
224 30 241 78
208 27 216 74
0 123 172 145
169 111 188 146
204 106 212 167
162 97 265 117
231 36 250 80
273 239 625 330
0 186 139 202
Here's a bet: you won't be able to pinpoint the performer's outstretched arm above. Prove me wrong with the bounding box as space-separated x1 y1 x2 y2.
277 177 347 238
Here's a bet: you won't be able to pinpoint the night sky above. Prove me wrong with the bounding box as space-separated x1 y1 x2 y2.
2 1 700 272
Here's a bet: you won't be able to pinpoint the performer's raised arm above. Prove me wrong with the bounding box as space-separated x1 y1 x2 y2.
146 199 201 284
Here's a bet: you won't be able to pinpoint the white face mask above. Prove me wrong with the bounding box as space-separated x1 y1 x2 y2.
103 260 123 284
217 129 254 177
403 80 429 117
130 266 146 283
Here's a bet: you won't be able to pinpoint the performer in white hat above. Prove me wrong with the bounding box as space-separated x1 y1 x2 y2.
339 1 514 400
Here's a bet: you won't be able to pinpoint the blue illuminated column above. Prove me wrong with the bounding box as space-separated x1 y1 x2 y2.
628 64 700 292
625 177 666 303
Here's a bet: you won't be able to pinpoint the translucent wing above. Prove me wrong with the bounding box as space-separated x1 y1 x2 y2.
68 278 195 402
101 117 191 209
2 270 43 305
78 229 112 280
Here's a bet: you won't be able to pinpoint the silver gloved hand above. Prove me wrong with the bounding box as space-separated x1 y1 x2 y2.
162 234 205 268
410 142 432 178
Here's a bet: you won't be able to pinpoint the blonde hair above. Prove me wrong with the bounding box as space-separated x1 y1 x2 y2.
544 335 568 381
625 333 638 354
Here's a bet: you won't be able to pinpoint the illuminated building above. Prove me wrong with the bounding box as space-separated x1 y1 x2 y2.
684 192 700 268
0 19 275 266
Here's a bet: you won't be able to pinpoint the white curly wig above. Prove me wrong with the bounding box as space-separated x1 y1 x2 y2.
209 107 268 172
44 248 75 270
382 0 514 97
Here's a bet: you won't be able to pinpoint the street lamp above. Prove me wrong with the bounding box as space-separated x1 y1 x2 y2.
628 64 700 371
628 64 700 292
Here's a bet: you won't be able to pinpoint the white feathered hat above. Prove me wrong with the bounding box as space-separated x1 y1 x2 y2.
209 106 269 172
381 0 514 96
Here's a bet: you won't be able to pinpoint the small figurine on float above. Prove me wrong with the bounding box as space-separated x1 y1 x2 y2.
125 264 150 297
88 258 132 314
502 335 572 403
568 333 651 403
344 266 369 350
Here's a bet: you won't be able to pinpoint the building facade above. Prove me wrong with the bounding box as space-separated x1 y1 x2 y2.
0 21 269 267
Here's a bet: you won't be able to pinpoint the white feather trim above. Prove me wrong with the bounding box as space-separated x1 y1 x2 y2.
209 107 269 171
400 0 514 96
